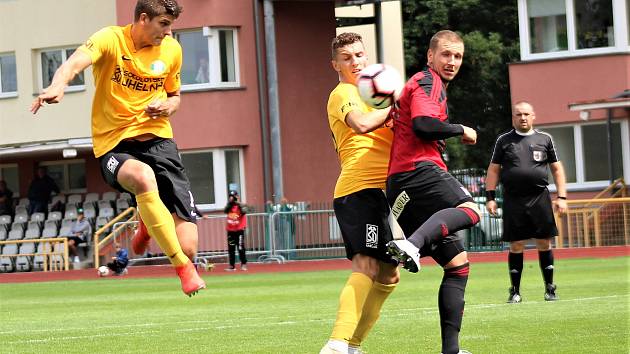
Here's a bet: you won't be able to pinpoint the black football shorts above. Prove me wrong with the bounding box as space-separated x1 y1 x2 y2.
99 138 196 223
502 188 558 242
333 188 397 264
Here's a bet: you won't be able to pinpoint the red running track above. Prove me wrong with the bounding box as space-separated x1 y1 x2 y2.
0 246 627 284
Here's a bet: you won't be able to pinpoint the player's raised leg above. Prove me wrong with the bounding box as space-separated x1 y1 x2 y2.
117 159 205 296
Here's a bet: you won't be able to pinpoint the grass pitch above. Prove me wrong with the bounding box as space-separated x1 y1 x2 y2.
0 257 628 353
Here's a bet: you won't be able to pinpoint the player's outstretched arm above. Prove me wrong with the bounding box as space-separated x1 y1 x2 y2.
345 106 392 134
30 50 92 114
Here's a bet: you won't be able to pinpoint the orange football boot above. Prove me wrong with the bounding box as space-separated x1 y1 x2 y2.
131 218 151 255
176 261 206 296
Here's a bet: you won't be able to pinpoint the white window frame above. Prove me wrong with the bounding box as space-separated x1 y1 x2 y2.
518 0 630 61
180 148 245 211
175 27 240 92
542 119 629 192
37 46 85 92
0 52 18 98
39 159 87 194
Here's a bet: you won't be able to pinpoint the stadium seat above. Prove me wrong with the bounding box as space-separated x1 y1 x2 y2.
14 213 28 224
83 207 97 219
24 228 41 240
30 212 46 229
42 227 58 239
11 221 26 231
0 229 7 241
51 195 66 205
119 192 132 201
16 243 36 272
95 216 111 233
44 219 58 231
64 208 78 220
33 243 52 271
67 194 83 206
99 207 115 218
102 191 118 202
84 193 99 207
15 205 27 216
17 198 29 207
98 200 113 211
0 215 11 231
61 219 74 229
51 243 66 268
0 243 18 272
59 225 72 237
116 198 130 213
8 229 24 241
27 221 42 232
48 211 62 222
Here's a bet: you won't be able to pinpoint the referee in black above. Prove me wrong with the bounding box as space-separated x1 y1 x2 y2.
485 101 567 303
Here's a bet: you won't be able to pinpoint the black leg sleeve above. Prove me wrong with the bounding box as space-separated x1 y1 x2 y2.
439 263 470 354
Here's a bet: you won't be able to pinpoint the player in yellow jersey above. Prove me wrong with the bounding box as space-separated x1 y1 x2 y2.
30 0 205 296
320 32 400 354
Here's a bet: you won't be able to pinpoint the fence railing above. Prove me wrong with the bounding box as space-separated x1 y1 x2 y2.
0 238 69 272
554 197 630 248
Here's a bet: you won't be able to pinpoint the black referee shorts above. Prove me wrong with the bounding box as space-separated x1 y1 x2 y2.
333 188 397 264
386 161 473 266
99 138 196 223
502 188 558 242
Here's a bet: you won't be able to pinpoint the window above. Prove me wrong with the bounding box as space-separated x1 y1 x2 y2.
528 0 568 53
541 121 628 189
0 165 19 197
40 160 86 193
174 28 239 90
0 52 17 98
180 149 244 210
39 47 85 91
575 0 615 49
519 0 628 60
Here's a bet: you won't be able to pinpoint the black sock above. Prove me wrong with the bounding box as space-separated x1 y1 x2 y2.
408 207 480 249
508 252 524 292
439 263 469 354
538 250 554 285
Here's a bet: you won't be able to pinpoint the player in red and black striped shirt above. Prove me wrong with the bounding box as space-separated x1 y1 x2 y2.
385 30 481 354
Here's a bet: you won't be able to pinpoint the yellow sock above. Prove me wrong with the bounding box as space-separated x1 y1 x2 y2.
349 282 396 347
330 272 373 342
136 191 189 266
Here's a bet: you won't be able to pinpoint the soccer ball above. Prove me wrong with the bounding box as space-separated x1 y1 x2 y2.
357 63 404 109
97 266 110 277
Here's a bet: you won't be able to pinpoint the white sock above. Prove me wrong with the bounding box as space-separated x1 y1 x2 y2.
327 339 348 352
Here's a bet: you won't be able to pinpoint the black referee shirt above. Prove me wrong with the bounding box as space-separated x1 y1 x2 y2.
490 129 559 195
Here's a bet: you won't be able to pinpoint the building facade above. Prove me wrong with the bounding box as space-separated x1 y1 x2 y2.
1 1 408 211
509 0 630 197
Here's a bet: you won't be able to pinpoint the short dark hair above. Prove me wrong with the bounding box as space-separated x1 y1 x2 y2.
429 30 463 51
134 0 183 21
331 32 363 59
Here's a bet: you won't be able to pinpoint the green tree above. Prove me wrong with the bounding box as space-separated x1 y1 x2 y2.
401 0 520 169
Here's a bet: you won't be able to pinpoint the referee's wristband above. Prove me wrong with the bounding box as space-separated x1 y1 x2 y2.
557 196 567 200
485 190 496 201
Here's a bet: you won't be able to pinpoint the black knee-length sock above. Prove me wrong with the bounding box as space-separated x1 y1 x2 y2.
439 263 470 354
538 250 554 285
508 252 524 291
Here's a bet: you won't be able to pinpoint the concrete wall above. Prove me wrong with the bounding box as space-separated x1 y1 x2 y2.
0 0 116 146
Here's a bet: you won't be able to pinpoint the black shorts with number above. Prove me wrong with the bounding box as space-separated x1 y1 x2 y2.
333 188 397 264
99 138 196 223
502 188 558 242
386 161 473 266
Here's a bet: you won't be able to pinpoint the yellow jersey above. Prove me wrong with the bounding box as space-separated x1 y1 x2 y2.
327 82 393 198
77 24 182 157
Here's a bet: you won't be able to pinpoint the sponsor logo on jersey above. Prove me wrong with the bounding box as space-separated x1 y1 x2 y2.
150 60 166 75
111 65 165 92
366 224 378 248
121 55 132 61
391 190 410 219
106 156 119 174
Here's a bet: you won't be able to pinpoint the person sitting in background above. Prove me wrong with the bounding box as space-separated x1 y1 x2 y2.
107 243 129 275
27 167 60 215
63 208 92 263
0 180 14 217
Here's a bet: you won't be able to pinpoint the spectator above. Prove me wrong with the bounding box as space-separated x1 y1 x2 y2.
63 208 92 263
27 167 60 215
0 180 14 217
106 243 129 275
195 57 209 84
224 190 247 271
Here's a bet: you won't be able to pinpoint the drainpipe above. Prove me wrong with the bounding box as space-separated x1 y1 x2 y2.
263 0 284 204
253 0 272 201
374 1 384 63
